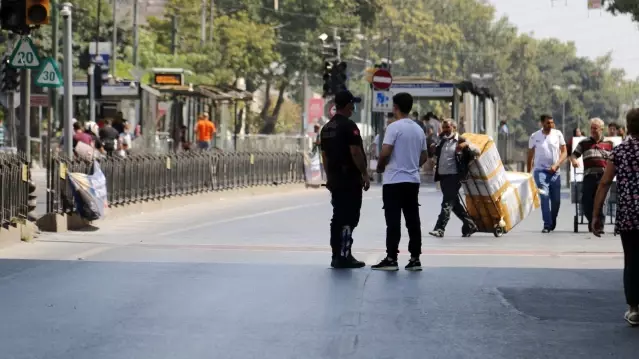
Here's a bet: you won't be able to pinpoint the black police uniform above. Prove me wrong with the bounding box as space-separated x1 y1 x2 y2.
320 113 365 260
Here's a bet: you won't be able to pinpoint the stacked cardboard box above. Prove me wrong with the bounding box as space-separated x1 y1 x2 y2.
461 133 540 233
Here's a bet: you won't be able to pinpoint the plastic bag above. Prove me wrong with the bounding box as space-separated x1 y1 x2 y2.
67 161 108 220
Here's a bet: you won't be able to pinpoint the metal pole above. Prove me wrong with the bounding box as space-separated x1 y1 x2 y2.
171 15 178 56
96 0 101 59
200 0 206 47
111 0 117 76
209 0 214 42
89 64 96 124
132 0 139 67
61 3 74 158
8 92 16 147
333 28 340 61
562 101 566 135
387 38 391 70
302 70 308 136
20 69 31 163
48 0 59 182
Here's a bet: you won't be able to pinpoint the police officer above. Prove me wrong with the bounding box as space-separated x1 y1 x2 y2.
320 90 370 269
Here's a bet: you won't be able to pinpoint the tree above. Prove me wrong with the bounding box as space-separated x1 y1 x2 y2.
605 0 639 22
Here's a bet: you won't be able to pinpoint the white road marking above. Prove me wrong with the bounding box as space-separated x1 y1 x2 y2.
67 246 112 261
157 195 383 236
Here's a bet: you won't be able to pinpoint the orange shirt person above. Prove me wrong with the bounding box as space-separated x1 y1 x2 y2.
195 113 216 149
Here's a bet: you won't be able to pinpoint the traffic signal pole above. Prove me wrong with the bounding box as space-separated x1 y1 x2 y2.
19 68 31 162
61 3 73 157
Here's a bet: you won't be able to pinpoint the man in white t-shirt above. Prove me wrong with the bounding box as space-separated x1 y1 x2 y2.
372 92 429 272
528 114 567 233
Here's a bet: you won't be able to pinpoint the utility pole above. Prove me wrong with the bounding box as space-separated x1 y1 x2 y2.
49 0 60 155
132 0 139 67
89 64 96 124
19 69 31 162
209 0 214 42
61 3 74 158
200 0 206 47
111 0 117 77
333 28 341 61
171 15 178 56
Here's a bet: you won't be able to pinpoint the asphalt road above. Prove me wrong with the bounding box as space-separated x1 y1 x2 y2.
1 184 638 359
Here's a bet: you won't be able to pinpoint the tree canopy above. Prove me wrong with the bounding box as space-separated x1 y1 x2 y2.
21 0 639 136
605 0 639 22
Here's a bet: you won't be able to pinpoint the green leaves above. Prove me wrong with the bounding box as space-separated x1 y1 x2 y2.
605 0 639 22
28 0 637 136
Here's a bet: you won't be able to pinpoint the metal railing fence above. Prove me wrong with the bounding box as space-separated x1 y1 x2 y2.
0 152 29 227
46 151 305 215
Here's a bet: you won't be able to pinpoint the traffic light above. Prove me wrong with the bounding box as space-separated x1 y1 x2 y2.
92 65 103 99
25 0 50 25
321 45 338 61
1 56 20 92
331 61 348 94
322 61 333 98
1 0 27 33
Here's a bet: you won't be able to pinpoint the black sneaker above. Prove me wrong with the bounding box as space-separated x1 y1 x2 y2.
331 255 365 269
542 228 550 233
405 258 422 271
551 222 556 231
429 229 444 238
371 257 399 271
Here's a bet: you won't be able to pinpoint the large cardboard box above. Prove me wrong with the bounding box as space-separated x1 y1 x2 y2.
462 133 509 200
465 171 540 232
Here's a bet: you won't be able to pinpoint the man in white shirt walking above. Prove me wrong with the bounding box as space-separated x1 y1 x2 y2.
372 92 429 272
528 114 567 233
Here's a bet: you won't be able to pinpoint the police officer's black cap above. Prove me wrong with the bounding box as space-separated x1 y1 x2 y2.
334 90 362 108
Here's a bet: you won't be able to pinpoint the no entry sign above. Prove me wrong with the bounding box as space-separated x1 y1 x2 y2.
372 69 393 90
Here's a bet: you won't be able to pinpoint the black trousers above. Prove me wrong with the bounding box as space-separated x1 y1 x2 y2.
330 185 362 258
581 173 605 227
383 183 422 259
435 174 475 231
621 231 639 307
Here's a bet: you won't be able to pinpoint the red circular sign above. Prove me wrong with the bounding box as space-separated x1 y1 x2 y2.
329 104 336 117
372 69 393 90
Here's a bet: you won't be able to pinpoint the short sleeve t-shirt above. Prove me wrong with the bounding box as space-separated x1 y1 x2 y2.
320 114 364 188
528 129 566 171
382 118 427 184
196 120 216 141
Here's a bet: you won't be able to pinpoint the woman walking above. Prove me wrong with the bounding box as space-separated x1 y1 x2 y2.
593 108 639 327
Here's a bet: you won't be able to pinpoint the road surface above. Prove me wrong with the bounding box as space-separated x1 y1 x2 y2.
1 184 637 359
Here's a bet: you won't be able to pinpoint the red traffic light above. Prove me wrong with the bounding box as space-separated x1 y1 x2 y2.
26 0 50 25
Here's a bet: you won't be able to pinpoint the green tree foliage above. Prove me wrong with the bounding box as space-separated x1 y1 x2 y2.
605 0 639 21
23 0 638 136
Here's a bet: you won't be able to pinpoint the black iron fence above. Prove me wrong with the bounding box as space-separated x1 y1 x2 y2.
46 151 305 215
0 152 29 227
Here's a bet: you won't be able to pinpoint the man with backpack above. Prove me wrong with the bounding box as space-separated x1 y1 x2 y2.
99 118 119 156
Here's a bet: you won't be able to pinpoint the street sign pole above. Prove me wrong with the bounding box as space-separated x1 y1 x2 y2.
61 3 74 158
19 68 31 163
8 92 16 147
88 64 96 124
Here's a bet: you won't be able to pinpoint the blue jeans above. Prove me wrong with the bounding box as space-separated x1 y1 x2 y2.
533 169 561 230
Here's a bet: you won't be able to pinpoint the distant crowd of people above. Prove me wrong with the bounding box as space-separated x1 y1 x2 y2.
60 112 135 159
